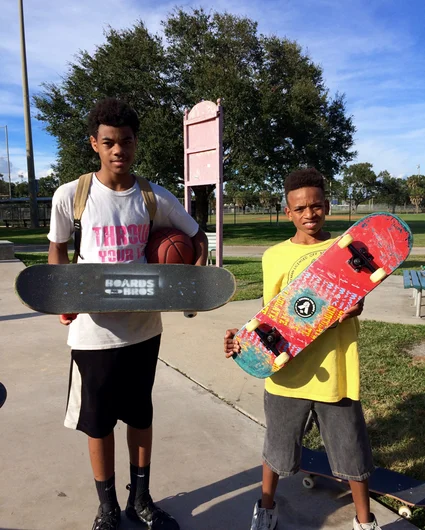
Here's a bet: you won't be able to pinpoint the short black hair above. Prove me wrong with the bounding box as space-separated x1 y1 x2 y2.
88 98 140 137
284 168 326 199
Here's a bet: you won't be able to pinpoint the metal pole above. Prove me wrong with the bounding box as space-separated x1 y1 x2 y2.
18 0 38 227
4 126 11 198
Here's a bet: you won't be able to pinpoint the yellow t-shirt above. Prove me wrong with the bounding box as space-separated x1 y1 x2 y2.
263 238 360 402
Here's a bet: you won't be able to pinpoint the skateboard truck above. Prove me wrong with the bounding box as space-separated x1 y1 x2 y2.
338 235 387 282
348 247 375 273
250 325 290 367
256 326 282 355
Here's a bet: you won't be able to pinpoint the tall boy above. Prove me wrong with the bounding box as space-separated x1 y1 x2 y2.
48 98 207 530
224 168 380 530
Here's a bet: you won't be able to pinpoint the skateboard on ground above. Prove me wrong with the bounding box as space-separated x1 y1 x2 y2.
0 382 6 408
233 213 412 378
300 447 425 519
15 263 236 315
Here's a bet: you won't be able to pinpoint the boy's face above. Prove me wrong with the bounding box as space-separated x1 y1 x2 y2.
285 186 329 238
90 125 137 176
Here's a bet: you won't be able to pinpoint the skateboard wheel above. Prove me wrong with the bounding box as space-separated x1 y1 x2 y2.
246 318 260 332
338 234 353 248
302 476 316 489
184 311 197 318
398 506 412 519
274 352 290 367
370 268 387 283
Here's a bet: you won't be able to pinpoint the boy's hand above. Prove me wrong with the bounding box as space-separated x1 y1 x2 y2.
339 299 364 323
224 328 241 358
59 313 78 326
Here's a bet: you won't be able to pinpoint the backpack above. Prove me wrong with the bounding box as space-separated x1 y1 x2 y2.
72 173 157 263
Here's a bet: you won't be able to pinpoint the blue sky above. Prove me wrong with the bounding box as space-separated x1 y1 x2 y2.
1 0 424 183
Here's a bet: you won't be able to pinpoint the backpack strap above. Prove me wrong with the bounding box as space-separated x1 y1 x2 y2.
72 173 92 263
72 174 157 264
135 175 157 227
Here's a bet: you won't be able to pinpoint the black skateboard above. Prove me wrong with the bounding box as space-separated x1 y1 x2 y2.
300 447 425 519
0 382 6 408
15 263 236 315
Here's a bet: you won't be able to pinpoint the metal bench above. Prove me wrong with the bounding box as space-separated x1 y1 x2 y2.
403 270 425 317
206 233 216 265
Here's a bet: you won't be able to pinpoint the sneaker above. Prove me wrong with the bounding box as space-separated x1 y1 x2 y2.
125 485 180 529
250 500 278 530
353 514 381 530
92 504 121 530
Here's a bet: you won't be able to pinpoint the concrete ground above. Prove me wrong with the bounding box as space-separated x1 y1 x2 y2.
0 255 422 529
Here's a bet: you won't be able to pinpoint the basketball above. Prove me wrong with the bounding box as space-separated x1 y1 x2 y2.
145 227 195 264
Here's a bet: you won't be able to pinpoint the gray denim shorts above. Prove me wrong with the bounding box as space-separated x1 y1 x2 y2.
263 391 375 481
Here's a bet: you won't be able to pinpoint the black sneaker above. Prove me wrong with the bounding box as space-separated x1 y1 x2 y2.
92 504 121 530
125 485 179 529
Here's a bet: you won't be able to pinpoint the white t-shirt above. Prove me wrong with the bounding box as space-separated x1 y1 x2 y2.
48 174 199 350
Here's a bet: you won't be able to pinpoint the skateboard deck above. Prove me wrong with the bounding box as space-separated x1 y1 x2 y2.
233 213 412 378
0 382 6 408
15 263 236 314
300 447 425 519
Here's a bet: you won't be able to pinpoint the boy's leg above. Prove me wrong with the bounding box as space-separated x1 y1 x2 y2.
66 348 122 528
349 479 371 523
127 424 152 466
315 399 376 526
261 462 279 509
251 392 311 529
88 431 115 480
120 336 180 529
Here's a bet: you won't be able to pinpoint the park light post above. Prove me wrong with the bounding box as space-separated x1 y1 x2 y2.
0 125 12 198
18 0 39 227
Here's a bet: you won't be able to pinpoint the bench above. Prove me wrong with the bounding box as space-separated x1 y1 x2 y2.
403 270 425 317
206 232 216 265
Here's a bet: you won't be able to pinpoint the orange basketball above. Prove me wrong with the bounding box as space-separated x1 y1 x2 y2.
145 227 195 264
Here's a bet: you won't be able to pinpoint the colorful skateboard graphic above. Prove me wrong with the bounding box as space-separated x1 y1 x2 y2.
15 263 236 315
301 447 425 519
233 213 412 378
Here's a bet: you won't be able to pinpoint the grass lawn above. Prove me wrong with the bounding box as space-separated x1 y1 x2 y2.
4 213 425 246
211 216 425 246
304 321 425 527
0 227 51 245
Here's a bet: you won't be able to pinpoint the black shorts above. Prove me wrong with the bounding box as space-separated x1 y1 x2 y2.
64 335 161 438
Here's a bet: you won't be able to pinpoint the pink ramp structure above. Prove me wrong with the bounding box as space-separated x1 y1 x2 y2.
183 99 224 267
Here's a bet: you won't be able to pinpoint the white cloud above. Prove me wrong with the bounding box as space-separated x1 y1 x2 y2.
1 146 55 182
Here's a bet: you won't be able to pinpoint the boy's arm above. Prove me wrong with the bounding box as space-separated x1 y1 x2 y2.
48 242 70 265
191 228 208 266
48 242 77 325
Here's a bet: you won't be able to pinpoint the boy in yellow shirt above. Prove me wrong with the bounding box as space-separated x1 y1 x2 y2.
224 168 380 530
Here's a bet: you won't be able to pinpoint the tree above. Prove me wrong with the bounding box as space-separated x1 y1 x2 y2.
341 163 380 209
406 175 425 214
376 171 410 213
37 174 60 197
13 174 29 198
0 174 9 197
34 8 356 230
224 181 258 213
